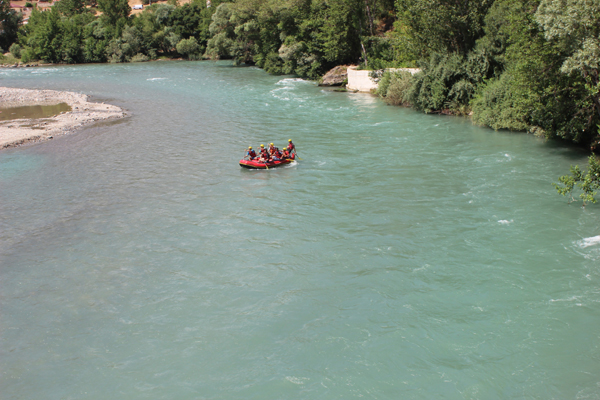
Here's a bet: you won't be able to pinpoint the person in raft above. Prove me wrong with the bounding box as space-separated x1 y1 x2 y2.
287 139 296 155
272 147 283 161
281 147 291 159
258 144 271 162
245 146 257 160
268 143 278 156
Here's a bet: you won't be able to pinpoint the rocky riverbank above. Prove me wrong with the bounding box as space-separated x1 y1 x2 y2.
0 87 127 149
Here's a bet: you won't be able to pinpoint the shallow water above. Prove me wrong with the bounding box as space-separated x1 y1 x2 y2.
0 102 72 121
1 61 599 399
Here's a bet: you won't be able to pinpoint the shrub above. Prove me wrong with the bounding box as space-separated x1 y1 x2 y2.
407 51 490 114
376 70 413 106
25 2 33 7
471 73 530 131
9 43 21 59
129 53 149 62
176 37 200 59
20 48 35 63
555 156 600 204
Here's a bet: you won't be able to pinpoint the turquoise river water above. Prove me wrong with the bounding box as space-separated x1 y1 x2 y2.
1 61 599 399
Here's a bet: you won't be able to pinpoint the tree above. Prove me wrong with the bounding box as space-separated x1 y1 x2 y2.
536 0 600 150
470 0 599 149
205 2 260 64
407 50 490 114
9 42 21 58
20 7 63 63
176 36 199 58
555 155 600 205
394 0 494 58
83 19 109 62
97 0 130 36
55 0 87 17
0 0 23 51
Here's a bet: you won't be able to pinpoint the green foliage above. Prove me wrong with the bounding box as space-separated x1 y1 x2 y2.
0 0 23 51
470 0 600 147
376 70 413 106
19 7 64 63
360 36 396 69
535 0 600 148
129 52 149 62
176 36 200 59
407 50 490 114
555 155 600 204
205 3 237 60
83 19 109 62
9 0 597 157
471 72 531 131
9 43 21 58
205 0 367 78
97 0 130 36
17 0 221 63
394 0 494 58
106 25 144 62
19 7 95 63
55 0 86 17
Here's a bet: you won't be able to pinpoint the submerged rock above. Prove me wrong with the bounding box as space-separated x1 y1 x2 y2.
319 65 348 87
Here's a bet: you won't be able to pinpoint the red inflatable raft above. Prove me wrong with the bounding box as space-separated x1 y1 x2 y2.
239 154 296 169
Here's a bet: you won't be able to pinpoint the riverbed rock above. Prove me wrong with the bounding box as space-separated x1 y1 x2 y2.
319 65 348 86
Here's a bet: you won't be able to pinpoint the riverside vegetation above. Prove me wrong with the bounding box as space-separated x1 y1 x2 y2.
1 0 598 202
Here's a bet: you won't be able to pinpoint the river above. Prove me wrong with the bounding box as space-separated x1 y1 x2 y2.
1 61 599 399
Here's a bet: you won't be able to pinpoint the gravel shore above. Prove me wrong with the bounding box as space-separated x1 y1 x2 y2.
0 87 127 149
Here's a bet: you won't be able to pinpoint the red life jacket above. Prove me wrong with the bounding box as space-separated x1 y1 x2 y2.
288 142 295 151
248 150 257 159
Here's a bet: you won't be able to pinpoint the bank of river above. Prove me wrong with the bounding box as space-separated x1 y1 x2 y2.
1 61 599 399
0 87 127 149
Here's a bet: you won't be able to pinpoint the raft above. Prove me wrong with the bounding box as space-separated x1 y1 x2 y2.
239 154 296 169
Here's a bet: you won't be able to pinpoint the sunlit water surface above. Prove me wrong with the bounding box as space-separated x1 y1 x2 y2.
1 62 599 399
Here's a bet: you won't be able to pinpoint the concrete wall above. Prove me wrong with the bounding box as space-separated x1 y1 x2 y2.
346 67 377 92
346 66 420 93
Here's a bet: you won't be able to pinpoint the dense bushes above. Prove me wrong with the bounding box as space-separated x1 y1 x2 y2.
376 70 412 106
204 0 368 79
0 0 22 51
471 73 530 132
5 0 600 152
373 0 600 151
406 50 490 114
16 0 222 64
9 43 21 58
